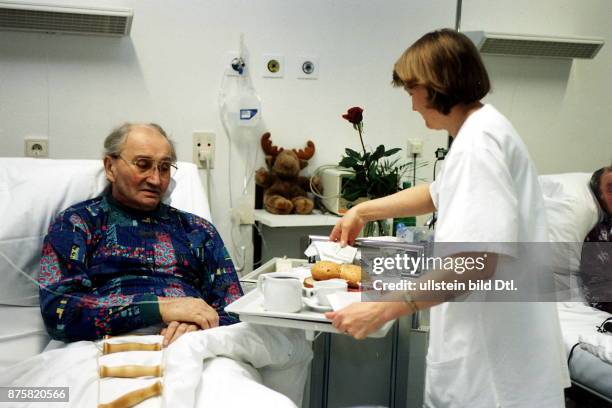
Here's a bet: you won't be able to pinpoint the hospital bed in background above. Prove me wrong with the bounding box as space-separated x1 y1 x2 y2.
0 158 211 371
540 172 612 404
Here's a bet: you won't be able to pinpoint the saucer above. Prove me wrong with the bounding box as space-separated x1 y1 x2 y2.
302 297 333 312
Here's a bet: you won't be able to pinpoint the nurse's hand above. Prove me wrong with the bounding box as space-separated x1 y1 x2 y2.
325 302 409 340
329 207 366 246
160 321 199 347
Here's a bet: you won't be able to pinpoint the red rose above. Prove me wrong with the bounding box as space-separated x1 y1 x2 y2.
342 107 364 125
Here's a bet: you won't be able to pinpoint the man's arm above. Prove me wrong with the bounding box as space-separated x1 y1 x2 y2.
39 212 161 342
198 223 243 325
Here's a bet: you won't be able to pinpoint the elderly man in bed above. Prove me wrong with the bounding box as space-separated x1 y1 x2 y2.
580 164 612 314
38 123 242 347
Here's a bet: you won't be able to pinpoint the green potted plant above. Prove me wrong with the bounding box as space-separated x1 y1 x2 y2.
339 106 422 236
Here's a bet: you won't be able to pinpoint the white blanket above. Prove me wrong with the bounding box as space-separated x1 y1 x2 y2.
0 323 312 408
557 302 612 365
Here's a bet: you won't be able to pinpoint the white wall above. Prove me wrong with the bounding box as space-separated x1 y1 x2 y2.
462 0 612 174
1 0 610 272
0 0 453 272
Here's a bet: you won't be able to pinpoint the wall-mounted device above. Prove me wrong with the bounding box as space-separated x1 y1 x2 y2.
24 137 48 158
463 31 604 59
263 54 284 78
407 139 423 158
0 1 133 36
297 56 319 79
193 131 215 169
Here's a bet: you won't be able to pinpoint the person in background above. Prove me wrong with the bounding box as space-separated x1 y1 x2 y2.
327 29 569 407
39 123 242 347
580 165 612 313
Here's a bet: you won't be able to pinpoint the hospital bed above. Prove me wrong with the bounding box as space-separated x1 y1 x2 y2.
540 172 612 404
0 158 211 371
0 159 316 408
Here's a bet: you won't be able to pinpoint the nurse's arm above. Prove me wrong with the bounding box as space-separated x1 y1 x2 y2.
330 184 434 245
384 252 499 319
327 253 499 339
354 183 435 221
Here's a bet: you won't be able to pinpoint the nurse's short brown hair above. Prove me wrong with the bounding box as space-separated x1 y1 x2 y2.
392 28 490 115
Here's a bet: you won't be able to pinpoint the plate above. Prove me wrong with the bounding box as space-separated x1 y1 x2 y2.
302 296 333 312
303 276 362 291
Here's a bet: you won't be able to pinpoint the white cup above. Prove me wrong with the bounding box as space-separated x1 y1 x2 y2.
303 279 348 306
257 272 303 313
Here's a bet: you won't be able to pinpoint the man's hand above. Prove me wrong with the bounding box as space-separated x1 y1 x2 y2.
160 321 199 347
325 302 410 340
158 296 219 331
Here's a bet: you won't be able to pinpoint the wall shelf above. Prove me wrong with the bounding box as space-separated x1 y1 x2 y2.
253 209 340 228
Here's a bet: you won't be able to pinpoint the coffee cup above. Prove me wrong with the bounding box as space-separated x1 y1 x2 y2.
257 272 302 313
303 279 348 306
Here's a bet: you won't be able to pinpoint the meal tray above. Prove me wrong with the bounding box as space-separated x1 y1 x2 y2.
225 288 394 338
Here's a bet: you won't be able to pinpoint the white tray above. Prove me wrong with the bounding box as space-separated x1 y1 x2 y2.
225 288 394 339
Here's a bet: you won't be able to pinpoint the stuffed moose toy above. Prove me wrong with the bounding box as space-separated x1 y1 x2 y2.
255 132 321 215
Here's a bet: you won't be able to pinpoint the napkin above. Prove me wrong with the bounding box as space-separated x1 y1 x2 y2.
304 241 358 264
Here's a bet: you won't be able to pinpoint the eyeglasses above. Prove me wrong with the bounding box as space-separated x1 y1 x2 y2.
115 155 177 178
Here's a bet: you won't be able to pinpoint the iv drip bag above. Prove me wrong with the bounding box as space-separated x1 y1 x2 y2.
238 92 261 127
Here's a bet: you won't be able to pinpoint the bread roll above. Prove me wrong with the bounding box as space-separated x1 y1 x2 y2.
311 261 341 281
339 264 362 288
311 261 362 288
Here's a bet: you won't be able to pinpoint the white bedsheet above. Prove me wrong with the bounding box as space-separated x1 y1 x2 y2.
0 323 312 408
557 302 612 365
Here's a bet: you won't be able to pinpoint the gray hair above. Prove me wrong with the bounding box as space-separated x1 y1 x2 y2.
103 122 177 161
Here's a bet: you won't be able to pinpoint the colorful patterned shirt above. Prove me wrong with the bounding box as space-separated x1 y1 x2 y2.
580 214 611 313
39 193 243 342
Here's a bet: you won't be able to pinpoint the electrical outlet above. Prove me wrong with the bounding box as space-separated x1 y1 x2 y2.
263 54 284 78
297 56 319 79
407 138 423 157
24 138 48 158
193 132 215 169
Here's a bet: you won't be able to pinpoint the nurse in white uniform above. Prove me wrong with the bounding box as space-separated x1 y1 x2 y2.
327 29 569 407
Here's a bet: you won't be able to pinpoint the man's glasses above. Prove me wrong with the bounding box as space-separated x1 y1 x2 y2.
115 155 178 178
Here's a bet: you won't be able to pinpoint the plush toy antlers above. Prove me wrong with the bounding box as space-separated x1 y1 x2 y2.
294 141 315 160
261 132 283 157
261 132 315 160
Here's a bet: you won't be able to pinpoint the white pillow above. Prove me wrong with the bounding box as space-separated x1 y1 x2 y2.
0 159 108 306
539 173 599 301
539 172 600 244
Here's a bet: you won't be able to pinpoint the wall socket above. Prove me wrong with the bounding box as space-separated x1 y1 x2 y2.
263 54 284 78
24 138 48 158
193 132 215 169
407 138 423 157
297 56 319 79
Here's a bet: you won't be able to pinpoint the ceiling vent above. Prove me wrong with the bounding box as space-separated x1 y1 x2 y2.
0 1 133 37
463 31 604 59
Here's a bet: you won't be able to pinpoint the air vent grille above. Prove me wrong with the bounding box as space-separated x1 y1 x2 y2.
463 31 604 60
481 38 601 59
0 3 132 36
